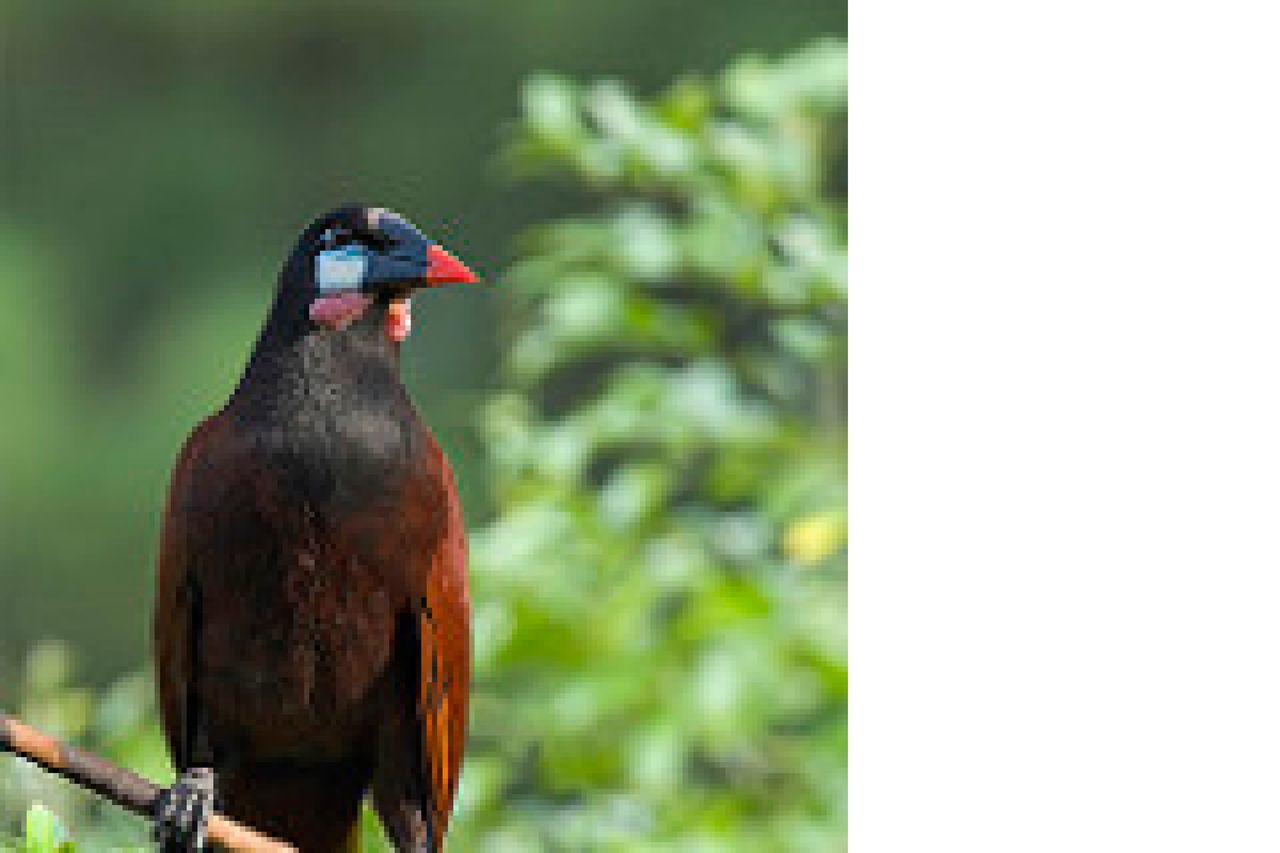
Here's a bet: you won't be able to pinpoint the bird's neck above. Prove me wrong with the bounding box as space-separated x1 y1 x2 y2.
229 290 423 513
236 289 405 412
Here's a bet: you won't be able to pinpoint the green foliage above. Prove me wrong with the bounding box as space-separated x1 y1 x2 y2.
455 38 847 851
1 37 845 852
3 801 143 853
3 804 74 853
0 643 164 850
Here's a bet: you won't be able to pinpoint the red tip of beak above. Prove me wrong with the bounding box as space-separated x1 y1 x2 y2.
425 244 479 286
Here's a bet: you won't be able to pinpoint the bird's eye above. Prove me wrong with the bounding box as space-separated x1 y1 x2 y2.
320 226 356 250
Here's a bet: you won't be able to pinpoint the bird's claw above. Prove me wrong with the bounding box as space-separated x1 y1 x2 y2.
153 766 216 852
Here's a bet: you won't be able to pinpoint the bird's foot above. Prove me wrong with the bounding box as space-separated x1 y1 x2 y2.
153 766 216 852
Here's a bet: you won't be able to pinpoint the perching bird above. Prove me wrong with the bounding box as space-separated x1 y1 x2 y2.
152 205 477 852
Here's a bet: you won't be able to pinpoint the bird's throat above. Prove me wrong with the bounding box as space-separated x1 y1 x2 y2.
310 292 372 331
234 319 421 516
310 294 412 343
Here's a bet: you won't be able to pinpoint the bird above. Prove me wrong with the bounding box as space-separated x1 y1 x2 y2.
152 205 477 852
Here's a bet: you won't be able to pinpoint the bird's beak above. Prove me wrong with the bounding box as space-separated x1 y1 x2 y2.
424 244 478 287
358 211 478 295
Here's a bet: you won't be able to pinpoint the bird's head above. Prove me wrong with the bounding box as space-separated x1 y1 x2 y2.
282 204 477 343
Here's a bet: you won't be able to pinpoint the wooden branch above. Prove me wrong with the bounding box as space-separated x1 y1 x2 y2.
0 710 295 852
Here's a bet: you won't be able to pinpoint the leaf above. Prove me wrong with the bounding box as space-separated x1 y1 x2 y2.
522 73 582 143
22 805 68 853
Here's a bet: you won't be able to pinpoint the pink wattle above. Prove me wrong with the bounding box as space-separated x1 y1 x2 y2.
386 299 412 343
309 292 373 330
310 293 412 343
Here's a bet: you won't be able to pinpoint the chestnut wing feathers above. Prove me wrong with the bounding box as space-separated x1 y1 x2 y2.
412 446 472 840
154 415 226 769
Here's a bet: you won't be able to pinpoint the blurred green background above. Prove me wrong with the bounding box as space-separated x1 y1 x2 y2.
1 3 845 849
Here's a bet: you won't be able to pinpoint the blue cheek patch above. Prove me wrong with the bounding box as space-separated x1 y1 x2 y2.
315 246 369 292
